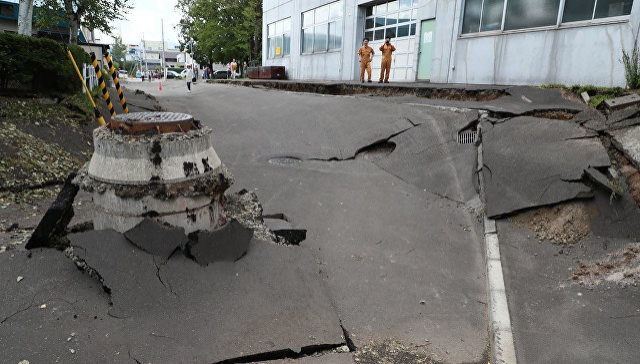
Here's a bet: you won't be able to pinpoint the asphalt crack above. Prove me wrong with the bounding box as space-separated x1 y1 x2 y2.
153 256 177 297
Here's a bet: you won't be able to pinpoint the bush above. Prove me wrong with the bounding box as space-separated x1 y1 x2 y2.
621 36 640 89
0 33 90 96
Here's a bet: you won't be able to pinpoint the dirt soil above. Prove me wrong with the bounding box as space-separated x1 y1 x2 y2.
571 243 640 287
509 201 593 250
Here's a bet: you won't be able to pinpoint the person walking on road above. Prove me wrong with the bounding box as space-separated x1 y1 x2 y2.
379 36 396 83
186 65 194 93
231 59 238 79
357 38 374 83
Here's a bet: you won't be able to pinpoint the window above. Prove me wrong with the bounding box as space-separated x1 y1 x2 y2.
301 1 343 54
0 4 15 18
364 0 418 42
504 0 561 30
462 0 633 34
268 18 291 59
563 0 633 22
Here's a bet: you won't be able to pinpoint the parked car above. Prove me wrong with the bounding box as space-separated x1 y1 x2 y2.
212 70 228 79
180 69 189 79
165 70 180 79
118 70 128 79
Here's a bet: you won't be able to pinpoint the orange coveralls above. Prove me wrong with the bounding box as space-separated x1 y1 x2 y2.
357 45 374 82
379 43 396 82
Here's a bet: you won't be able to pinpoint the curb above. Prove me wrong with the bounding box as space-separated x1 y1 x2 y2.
477 127 517 364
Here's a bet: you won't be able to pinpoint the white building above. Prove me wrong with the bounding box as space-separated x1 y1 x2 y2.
262 0 638 87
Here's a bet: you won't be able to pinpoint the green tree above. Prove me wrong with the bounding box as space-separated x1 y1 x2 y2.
110 34 126 69
176 0 261 67
34 0 133 45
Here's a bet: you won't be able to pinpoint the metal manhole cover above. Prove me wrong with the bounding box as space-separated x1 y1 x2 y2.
457 130 478 144
268 157 302 166
109 112 196 135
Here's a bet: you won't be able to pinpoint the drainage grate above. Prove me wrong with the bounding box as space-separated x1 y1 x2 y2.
457 130 478 144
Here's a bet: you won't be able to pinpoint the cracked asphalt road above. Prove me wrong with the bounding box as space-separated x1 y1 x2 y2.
3 79 640 363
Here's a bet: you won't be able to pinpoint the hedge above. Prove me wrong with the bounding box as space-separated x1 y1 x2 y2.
0 32 90 96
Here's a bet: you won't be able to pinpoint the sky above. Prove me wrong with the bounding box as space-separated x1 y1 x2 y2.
99 0 182 46
6 0 182 46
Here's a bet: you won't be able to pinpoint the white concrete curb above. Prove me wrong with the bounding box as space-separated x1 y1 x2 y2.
477 125 517 364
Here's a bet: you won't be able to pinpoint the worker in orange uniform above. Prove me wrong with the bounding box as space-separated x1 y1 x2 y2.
378 36 396 83
357 37 374 83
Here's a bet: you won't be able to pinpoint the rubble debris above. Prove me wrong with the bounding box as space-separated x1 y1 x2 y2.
607 107 638 125
189 219 253 265
26 173 78 249
272 229 307 246
610 125 640 171
509 201 592 247
572 243 640 287
124 218 188 259
225 190 278 243
604 94 640 111
584 167 617 195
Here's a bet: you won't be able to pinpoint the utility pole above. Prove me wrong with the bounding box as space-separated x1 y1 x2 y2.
161 19 166 71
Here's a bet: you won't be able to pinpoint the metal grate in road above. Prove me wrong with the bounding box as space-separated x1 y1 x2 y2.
457 130 478 144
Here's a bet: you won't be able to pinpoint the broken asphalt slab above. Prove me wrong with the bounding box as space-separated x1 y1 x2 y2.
189 219 253 264
25 173 78 249
68 229 344 362
497 220 640 363
481 116 610 217
374 108 480 203
124 218 189 259
223 159 489 363
611 125 640 171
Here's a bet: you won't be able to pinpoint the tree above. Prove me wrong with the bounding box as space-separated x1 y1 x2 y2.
176 0 262 66
34 0 133 45
18 0 35 36
110 34 126 69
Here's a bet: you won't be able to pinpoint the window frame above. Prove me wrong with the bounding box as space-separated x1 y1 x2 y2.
267 18 291 59
301 1 344 55
364 0 418 43
460 0 633 37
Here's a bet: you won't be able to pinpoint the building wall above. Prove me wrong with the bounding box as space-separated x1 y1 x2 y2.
432 1 640 87
263 0 640 87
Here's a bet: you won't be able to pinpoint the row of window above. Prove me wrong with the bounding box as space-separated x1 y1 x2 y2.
267 0 634 59
302 1 343 54
462 0 633 34
268 1 344 58
364 2 418 42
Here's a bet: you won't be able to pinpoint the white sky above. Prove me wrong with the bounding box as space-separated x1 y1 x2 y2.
100 0 182 46
5 0 182 46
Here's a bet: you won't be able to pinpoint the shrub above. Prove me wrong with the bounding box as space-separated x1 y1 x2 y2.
0 33 90 96
621 35 640 89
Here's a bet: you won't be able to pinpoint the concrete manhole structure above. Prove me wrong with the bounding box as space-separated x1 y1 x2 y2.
75 112 234 233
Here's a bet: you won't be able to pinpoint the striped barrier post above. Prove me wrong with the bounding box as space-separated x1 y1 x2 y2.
104 52 129 114
66 48 106 126
90 52 116 117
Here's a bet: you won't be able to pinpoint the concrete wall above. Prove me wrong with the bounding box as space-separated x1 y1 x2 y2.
263 0 640 86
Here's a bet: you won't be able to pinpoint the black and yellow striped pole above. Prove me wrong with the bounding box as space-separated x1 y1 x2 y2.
66 47 106 126
90 52 116 117
104 52 129 113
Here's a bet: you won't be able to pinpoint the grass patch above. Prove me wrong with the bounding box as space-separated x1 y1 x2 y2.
540 84 627 108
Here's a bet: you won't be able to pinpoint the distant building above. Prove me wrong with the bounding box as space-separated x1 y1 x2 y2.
0 0 109 66
263 0 637 87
